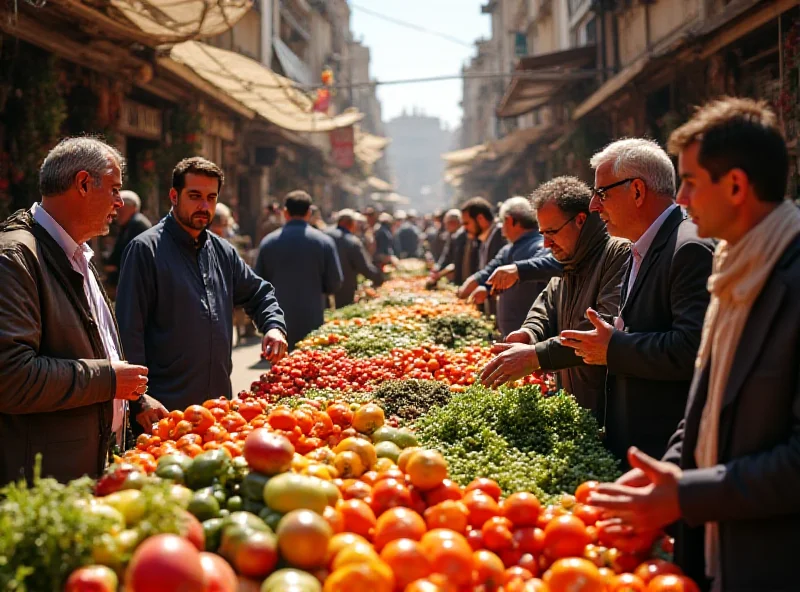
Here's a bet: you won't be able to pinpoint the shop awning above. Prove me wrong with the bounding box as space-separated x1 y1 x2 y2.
441 143 488 166
572 55 649 121
167 41 363 133
367 176 393 192
497 45 597 118
108 0 253 43
355 130 390 166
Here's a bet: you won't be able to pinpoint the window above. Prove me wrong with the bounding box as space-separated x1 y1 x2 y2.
585 17 597 45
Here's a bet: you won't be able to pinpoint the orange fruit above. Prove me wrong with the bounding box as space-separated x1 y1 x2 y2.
331 541 380 571
543 514 591 559
502 492 542 527
423 532 473 587
608 572 646 591
334 437 377 471
424 500 469 534
424 479 463 505
337 499 377 540
481 516 514 552
646 575 700 592
276 509 333 570
334 451 365 479
323 560 394 592
323 505 345 534
351 404 385 434
574 481 600 505
465 478 502 501
472 549 505 588
397 446 422 473
462 490 501 529
633 560 683 584
544 558 605 592
327 532 370 568
373 507 426 551
380 538 432 591
405 450 448 491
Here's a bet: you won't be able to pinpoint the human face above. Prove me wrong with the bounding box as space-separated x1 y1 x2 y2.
170 173 219 238
676 142 736 240
461 211 479 238
590 161 640 240
537 201 585 262
85 156 124 238
444 217 460 234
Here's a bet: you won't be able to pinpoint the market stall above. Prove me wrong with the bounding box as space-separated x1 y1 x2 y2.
1 270 698 592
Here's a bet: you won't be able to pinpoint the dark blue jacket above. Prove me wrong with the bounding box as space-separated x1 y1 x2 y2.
325 226 384 308
394 222 422 258
374 223 394 263
474 229 558 337
255 219 343 348
116 214 286 411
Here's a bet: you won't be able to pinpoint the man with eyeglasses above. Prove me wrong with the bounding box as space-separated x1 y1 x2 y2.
480 177 629 417
559 138 714 463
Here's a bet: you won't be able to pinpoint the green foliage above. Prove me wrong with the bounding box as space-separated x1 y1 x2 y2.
415 384 620 503
0 459 185 591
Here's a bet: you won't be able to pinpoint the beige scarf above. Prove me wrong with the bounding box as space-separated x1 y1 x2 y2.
694 200 800 579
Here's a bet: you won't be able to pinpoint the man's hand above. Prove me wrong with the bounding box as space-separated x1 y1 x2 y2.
135 395 168 434
505 329 532 345
560 308 614 365
469 286 488 305
457 277 479 300
112 362 149 401
263 328 288 363
486 264 519 292
480 343 540 389
588 447 683 533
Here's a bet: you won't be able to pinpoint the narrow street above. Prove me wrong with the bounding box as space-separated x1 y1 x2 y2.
230 335 269 396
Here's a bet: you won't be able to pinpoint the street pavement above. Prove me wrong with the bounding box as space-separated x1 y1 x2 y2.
231 335 269 396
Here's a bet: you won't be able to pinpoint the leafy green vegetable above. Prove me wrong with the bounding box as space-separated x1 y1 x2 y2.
415 384 620 503
426 314 496 348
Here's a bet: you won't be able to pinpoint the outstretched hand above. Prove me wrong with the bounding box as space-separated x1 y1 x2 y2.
560 307 614 365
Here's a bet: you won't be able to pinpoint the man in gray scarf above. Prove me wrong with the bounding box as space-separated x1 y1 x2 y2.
480 177 629 416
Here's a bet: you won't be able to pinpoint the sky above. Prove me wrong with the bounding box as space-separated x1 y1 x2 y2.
349 0 491 131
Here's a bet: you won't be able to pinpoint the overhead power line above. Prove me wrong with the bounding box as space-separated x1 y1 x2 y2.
349 3 475 48
330 69 605 90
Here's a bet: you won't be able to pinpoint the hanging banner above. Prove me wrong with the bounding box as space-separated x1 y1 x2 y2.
330 126 355 169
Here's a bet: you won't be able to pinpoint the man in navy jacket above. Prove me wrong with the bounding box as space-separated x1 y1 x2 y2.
255 190 343 349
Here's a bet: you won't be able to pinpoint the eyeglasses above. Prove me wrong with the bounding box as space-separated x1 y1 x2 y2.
591 177 636 202
540 214 579 238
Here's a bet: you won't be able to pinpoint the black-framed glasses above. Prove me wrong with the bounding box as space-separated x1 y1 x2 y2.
591 177 636 202
540 214 579 238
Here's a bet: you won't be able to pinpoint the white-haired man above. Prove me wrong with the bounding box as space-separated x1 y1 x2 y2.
458 196 559 337
326 209 384 308
106 189 151 289
560 138 715 462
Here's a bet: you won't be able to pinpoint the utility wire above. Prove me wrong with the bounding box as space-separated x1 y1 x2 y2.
349 2 475 48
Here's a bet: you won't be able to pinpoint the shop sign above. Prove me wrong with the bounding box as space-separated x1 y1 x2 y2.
118 100 162 140
330 126 355 169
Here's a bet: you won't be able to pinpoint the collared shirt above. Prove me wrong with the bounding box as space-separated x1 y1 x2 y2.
627 203 679 294
31 203 126 437
116 213 286 411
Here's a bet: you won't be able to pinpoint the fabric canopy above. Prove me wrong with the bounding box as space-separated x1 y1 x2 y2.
441 143 487 166
109 0 252 43
168 41 364 132
367 176 393 192
355 129 390 166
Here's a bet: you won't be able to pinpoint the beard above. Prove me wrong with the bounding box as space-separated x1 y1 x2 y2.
176 209 211 231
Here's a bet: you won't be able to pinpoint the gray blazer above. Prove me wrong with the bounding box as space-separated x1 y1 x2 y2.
663 234 800 591
326 226 384 308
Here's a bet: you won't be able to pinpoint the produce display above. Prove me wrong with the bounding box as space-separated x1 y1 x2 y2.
0 273 700 591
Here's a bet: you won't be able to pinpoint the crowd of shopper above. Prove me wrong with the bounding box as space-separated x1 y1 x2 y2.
0 97 797 591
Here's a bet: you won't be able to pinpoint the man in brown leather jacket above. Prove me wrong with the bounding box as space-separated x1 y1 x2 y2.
0 137 162 486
